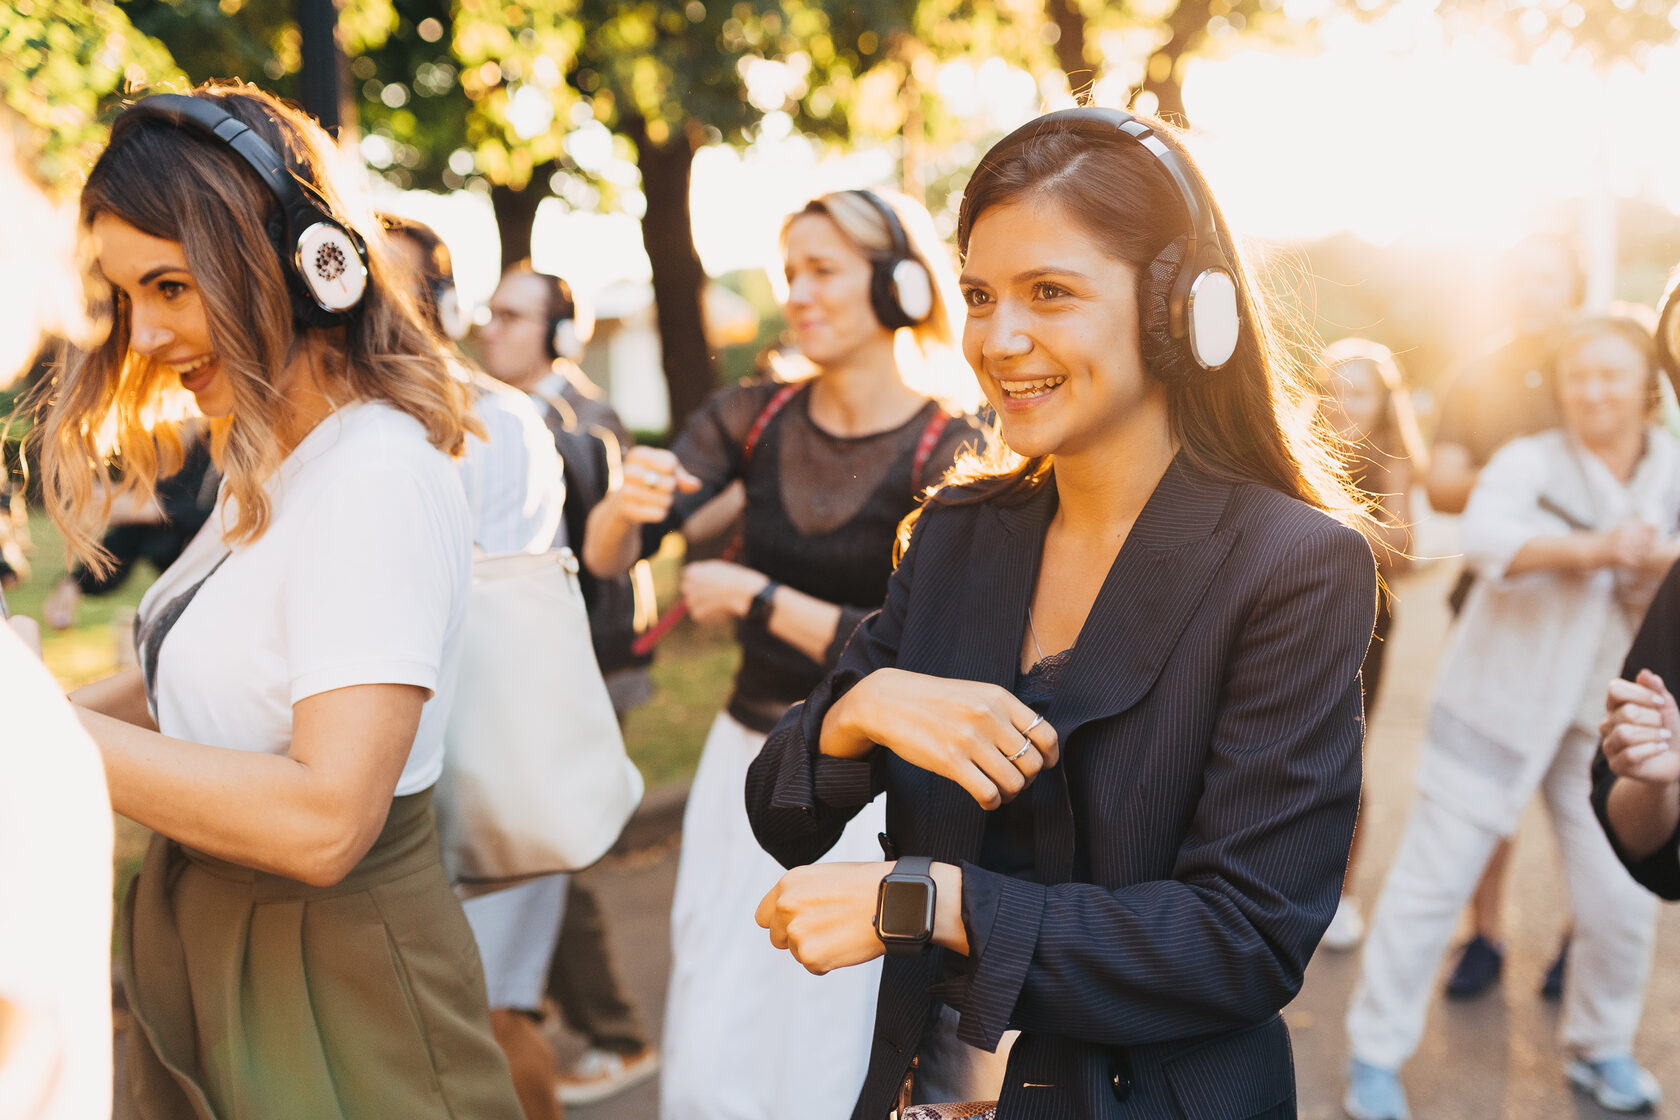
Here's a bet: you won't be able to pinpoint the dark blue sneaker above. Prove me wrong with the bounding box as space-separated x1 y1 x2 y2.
1540 938 1569 1001
1443 934 1503 999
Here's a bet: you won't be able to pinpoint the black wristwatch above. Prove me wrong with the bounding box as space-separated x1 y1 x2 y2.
874 856 936 957
747 580 779 627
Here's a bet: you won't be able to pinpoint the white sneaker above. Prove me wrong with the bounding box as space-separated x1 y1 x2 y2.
1322 895 1365 951
1566 1055 1661 1113
555 1045 660 1106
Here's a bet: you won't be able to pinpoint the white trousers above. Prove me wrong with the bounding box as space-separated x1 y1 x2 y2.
660 712 885 1120
461 874 568 1012
1346 727 1658 1068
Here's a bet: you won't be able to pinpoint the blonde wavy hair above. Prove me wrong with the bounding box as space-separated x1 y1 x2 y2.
780 189 978 411
34 82 476 572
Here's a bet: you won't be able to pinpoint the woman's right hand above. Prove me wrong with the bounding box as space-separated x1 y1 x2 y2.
611 446 701 526
1601 670 1680 787
822 667 1060 810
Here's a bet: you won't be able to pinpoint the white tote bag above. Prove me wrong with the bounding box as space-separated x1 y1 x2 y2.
436 548 644 888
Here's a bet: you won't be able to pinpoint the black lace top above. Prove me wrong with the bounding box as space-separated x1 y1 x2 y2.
974 648 1071 880
641 380 979 733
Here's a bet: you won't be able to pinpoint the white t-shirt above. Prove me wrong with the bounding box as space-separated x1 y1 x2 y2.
458 374 566 554
137 401 472 796
0 625 114 1119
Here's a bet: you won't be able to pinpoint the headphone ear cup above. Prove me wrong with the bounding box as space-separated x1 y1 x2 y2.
553 318 584 363
890 258 934 325
1139 236 1197 384
436 284 468 341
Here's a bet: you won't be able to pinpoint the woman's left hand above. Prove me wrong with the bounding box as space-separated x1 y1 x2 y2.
755 861 892 975
681 559 768 625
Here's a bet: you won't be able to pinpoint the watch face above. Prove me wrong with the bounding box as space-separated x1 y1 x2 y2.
878 877 933 940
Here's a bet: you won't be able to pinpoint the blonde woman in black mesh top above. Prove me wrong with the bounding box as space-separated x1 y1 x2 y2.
583 189 977 1120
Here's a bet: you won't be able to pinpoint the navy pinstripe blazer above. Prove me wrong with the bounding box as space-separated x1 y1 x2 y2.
745 455 1376 1120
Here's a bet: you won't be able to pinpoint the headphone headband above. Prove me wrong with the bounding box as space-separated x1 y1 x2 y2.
119 93 368 323
847 189 935 329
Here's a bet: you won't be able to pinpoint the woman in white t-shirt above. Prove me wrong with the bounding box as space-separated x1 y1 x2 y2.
34 84 522 1119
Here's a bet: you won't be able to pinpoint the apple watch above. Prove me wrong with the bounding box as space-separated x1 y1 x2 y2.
874 855 936 957
747 580 779 627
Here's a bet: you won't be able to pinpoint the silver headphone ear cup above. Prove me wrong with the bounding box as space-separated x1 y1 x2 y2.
1185 269 1239 370
891 258 934 325
554 318 584 363
437 287 469 341
295 222 368 312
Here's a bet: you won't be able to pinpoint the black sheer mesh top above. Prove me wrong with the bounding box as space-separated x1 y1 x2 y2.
641 380 979 733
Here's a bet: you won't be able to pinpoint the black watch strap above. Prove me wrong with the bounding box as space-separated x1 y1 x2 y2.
894 855 933 878
747 580 779 627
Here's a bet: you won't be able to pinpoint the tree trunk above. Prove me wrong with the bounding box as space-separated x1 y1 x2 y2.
1136 0 1210 127
627 116 715 438
1045 0 1091 92
490 166 556 268
1140 59 1188 126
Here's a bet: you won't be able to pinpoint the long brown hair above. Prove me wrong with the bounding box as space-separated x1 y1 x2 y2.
35 81 476 570
909 112 1371 550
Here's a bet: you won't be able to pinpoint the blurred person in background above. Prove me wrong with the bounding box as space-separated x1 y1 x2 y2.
583 188 977 1120
0 108 113 1120
476 261 663 1105
383 215 572 1120
39 84 522 1119
1591 275 1680 902
1422 234 1586 1001
1345 313 1674 1119
1313 339 1427 951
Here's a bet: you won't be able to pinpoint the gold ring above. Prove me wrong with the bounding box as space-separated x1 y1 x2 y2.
1008 738 1034 763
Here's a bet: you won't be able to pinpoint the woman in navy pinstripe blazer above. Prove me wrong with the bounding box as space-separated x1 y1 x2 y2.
746 108 1378 1120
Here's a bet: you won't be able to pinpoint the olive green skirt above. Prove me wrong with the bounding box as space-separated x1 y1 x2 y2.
120 790 523 1120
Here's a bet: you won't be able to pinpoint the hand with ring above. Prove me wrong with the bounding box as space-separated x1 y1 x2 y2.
820 668 1059 810
612 446 702 526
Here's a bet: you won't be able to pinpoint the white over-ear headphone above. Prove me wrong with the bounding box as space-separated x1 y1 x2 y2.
853 189 935 330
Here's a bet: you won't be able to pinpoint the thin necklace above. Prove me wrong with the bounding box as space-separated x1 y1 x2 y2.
1026 606 1046 664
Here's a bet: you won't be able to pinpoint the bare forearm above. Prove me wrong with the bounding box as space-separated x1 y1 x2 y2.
1504 534 1607 576
78 709 379 885
931 861 967 955
582 496 645 578
1606 777 1680 862
764 583 843 664
69 667 156 730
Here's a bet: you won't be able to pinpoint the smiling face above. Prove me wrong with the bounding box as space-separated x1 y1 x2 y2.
959 196 1167 461
1556 329 1650 449
782 212 893 369
91 212 234 417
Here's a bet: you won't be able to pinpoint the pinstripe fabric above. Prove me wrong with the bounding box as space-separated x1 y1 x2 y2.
745 456 1375 1120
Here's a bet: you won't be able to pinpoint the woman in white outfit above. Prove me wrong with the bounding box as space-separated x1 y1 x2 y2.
1344 313 1673 1120
583 190 976 1120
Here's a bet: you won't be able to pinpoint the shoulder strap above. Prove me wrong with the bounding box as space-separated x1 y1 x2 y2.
740 383 804 472
911 409 958 494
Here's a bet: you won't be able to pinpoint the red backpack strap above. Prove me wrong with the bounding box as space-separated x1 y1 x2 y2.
740 383 804 471
911 409 957 494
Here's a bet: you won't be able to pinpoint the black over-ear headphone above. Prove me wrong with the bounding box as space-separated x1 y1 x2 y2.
971 107 1242 373
851 189 936 331
121 93 370 329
